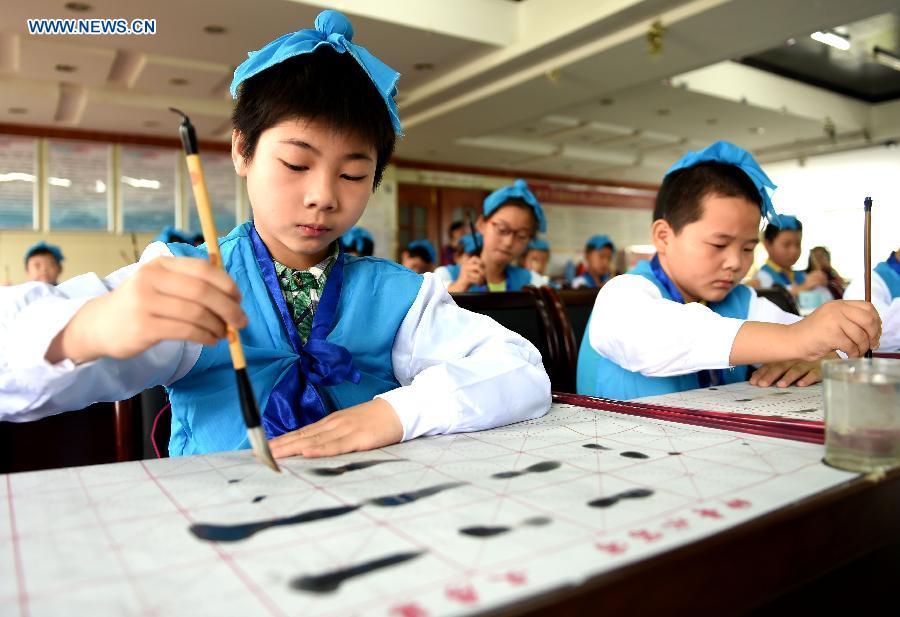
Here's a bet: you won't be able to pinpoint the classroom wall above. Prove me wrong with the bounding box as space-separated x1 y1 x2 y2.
764 145 900 283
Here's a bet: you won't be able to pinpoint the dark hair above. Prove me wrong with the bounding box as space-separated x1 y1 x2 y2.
485 197 538 236
25 248 59 264
346 237 374 256
232 48 396 189
448 221 465 235
764 218 803 243
654 162 762 232
406 246 433 263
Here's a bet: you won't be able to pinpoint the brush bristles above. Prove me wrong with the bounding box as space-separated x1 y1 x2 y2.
248 426 280 473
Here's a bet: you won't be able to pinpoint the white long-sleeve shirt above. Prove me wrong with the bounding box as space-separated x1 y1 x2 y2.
432 265 545 290
844 271 899 352
587 274 802 377
0 242 551 442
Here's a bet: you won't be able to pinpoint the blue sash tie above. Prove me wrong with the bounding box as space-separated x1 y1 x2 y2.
249 225 360 436
650 254 723 388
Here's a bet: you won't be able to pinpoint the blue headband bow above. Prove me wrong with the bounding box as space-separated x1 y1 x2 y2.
24 241 64 264
666 141 781 224
460 232 483 255
528 238 550 252
230 10 402 135
483 179 547 233
773 214 800 230
407 239 436 263
341 226 374 253
586 234 614 252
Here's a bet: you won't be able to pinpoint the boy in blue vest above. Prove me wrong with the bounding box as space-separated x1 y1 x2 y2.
0 11 550 457
572 235 615 289
844 248 899 351
434 179 546 292
577 141 881 400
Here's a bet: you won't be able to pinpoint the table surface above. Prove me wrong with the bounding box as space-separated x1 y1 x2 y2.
4 397 887 617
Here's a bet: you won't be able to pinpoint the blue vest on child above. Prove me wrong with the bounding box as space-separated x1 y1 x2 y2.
576 259 752 400
165 222 423 455
760 262 806 287
445 263 533 291
874 253 900 299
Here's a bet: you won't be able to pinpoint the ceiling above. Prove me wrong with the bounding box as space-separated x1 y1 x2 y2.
1 0 899 184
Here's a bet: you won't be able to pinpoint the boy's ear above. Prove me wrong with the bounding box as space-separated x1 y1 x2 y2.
231 130 249 178
474 216 486 235
651 218 673 254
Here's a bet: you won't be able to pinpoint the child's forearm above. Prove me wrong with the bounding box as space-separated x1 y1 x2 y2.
45 298 103 365
729 321 799 365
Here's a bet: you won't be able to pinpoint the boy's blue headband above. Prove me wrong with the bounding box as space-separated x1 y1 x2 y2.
483 179 547 233
230 10 402 135
24 241 64 264
460 232 483 255
341 227 374 253
527 238 550 252
772 214 800 230
666 140 781 225
586 234 614 252
407 239 436 263
155 226 196 245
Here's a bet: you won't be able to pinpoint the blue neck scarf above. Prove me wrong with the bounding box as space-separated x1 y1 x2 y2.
250 225 360 436
888 252 900 276
650 254 723 388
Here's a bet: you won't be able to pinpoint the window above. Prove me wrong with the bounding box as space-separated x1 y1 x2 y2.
0 135 37 229
47 139 110 230
120 145 177 232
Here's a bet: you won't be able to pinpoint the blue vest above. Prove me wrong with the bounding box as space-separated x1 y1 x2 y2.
760 262 806 287
874 255 900 299
445 263 533 291
573 272 609 289
165 223 423 455
576 260 752 400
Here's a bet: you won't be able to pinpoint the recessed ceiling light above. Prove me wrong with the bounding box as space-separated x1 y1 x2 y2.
64 2 92 12
203 25 227 35
656 108 670 116
873 46 900 72
749 126 765 135
599 98 614 106
55 64 77 73
810 30 850 51
413 62 434 71
8 107 27 114
169 77 189 86
786 38 796 46
705 118 718 125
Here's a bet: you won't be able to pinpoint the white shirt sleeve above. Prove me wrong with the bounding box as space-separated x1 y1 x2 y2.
845 273 900 351
432 265 454 289
377 273 551 441
571 275 587 289
753 268 776 289
0 242 201 422
588 274 759 377
529 271 549 287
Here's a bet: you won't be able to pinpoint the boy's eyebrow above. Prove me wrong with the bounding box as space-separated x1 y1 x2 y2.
710 232 759 244
279 139 373 162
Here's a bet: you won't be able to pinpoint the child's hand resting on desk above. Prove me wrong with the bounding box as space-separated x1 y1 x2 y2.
448 254 486 293
750 360 823 388
269 398 403 458
788 300 881 361
46 257 247 364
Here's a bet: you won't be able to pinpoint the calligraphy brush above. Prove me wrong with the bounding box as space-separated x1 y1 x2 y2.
864 196 873 360
465 211 482 257
170 108 279 473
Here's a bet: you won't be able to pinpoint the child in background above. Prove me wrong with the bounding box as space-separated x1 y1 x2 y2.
434 179 546 293
577 141 881 400
753 216 831 309
341 226 374 256
844 248 899 351
806 245 845 299
571 235 614 289
24 242 64 285
0 11 550 458
523 238 551 285
441 221 465 265
400 239 436 274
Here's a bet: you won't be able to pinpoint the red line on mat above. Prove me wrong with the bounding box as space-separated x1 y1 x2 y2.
6 475 30 617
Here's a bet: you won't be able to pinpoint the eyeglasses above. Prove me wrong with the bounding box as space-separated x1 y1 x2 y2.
489 221 532 243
